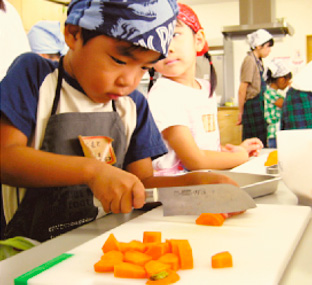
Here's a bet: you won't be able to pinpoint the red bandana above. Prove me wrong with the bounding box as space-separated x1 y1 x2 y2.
177 3 209 56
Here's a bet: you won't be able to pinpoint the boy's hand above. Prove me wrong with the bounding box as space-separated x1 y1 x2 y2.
87 163 145 214
240 138 263 157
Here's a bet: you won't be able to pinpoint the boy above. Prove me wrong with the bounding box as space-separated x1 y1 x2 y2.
237 29 274 147
0 0 236 243
263 59 292 148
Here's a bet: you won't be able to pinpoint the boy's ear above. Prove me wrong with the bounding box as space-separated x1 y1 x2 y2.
195 29 206 54
64 24 81 49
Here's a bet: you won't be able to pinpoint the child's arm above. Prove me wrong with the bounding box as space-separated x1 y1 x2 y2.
0 117 145 214
161 125 249 170
237 82 248 125
274 97 284 108
126 157 239 189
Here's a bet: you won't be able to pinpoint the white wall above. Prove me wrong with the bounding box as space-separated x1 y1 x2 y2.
183 0 312 103
188 0 311 64
187 1 240 47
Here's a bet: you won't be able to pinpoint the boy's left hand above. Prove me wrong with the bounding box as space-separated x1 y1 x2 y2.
240 138 263 157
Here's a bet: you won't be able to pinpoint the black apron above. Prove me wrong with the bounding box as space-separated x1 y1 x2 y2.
4 58 127 242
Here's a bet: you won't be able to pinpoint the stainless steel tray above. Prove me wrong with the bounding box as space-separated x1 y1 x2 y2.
213 171 281 198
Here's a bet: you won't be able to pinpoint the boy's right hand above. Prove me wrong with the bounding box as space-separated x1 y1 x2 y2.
87 162 146 214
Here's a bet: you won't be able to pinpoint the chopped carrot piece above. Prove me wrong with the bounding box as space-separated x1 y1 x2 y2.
177 240 193 270
264 150 278 166
145 243 170 260
195 213 225 226
94 250 124 272
211 251 233 268
145 260 171 277
102 233 120 253
166 240 180 256
119 240 147 253
114 262 147 279
100 250 124 261
146 269 180 284
143 232 162 243
124 250 153 266
158 253 179 271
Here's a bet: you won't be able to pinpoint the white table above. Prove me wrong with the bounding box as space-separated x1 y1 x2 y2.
1 151 311 285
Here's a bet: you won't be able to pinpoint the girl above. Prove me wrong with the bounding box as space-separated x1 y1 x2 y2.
147 3 263 176
237 29 274 147
264 59 292 148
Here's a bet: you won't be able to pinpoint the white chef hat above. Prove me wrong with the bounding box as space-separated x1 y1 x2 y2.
247 29 273 49
268 59 291 78
291 61 312 92
28 21 69 56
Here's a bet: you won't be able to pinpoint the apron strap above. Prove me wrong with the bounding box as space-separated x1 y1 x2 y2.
112 100 116 112
51 56 65 116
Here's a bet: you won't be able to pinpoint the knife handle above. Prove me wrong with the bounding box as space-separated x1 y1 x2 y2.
145 188 159 203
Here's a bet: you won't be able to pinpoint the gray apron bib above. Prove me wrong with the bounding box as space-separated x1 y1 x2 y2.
4 57 127 242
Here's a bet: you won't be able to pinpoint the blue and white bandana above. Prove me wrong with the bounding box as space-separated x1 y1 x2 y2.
66 0 178 58
27 21 69 56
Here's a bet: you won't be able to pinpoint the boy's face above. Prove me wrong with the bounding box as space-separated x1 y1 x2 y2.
64 26 160 104
276 77 291 90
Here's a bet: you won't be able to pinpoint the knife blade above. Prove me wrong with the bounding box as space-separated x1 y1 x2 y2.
145 184 256 216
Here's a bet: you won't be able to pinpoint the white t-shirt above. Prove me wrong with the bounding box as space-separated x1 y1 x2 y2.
0 0 30 81
148 77 221 175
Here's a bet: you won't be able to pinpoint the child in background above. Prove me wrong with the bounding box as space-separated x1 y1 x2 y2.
281 61 312 130
148 3 263 176
0 0 238 244
27 20 69 61
237 29 274 147
263 59 292 148
0 0 30 81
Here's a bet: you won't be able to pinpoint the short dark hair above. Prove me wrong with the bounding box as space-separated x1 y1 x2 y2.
263 38 274 48
80 28 103 45
251 38 274 51
0 0 6 12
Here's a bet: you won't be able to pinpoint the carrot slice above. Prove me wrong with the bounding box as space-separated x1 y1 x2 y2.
114 262 147 278
177 240 193 270
119 240 147 253
264 150 278 166
146 269 180 284
211 251 233 268
124 250 153 266
145 260 171 277
158 253 179 271
94 250 124 272
143 232 162 243
166 240 180 256
195 213 225 226
145 243 170 260
102 233 120 253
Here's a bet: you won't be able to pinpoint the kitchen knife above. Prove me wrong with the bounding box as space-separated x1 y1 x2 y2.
145 184 256 216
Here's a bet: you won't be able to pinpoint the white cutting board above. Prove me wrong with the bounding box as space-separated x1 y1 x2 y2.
23 204 311 285
231 153 270 175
